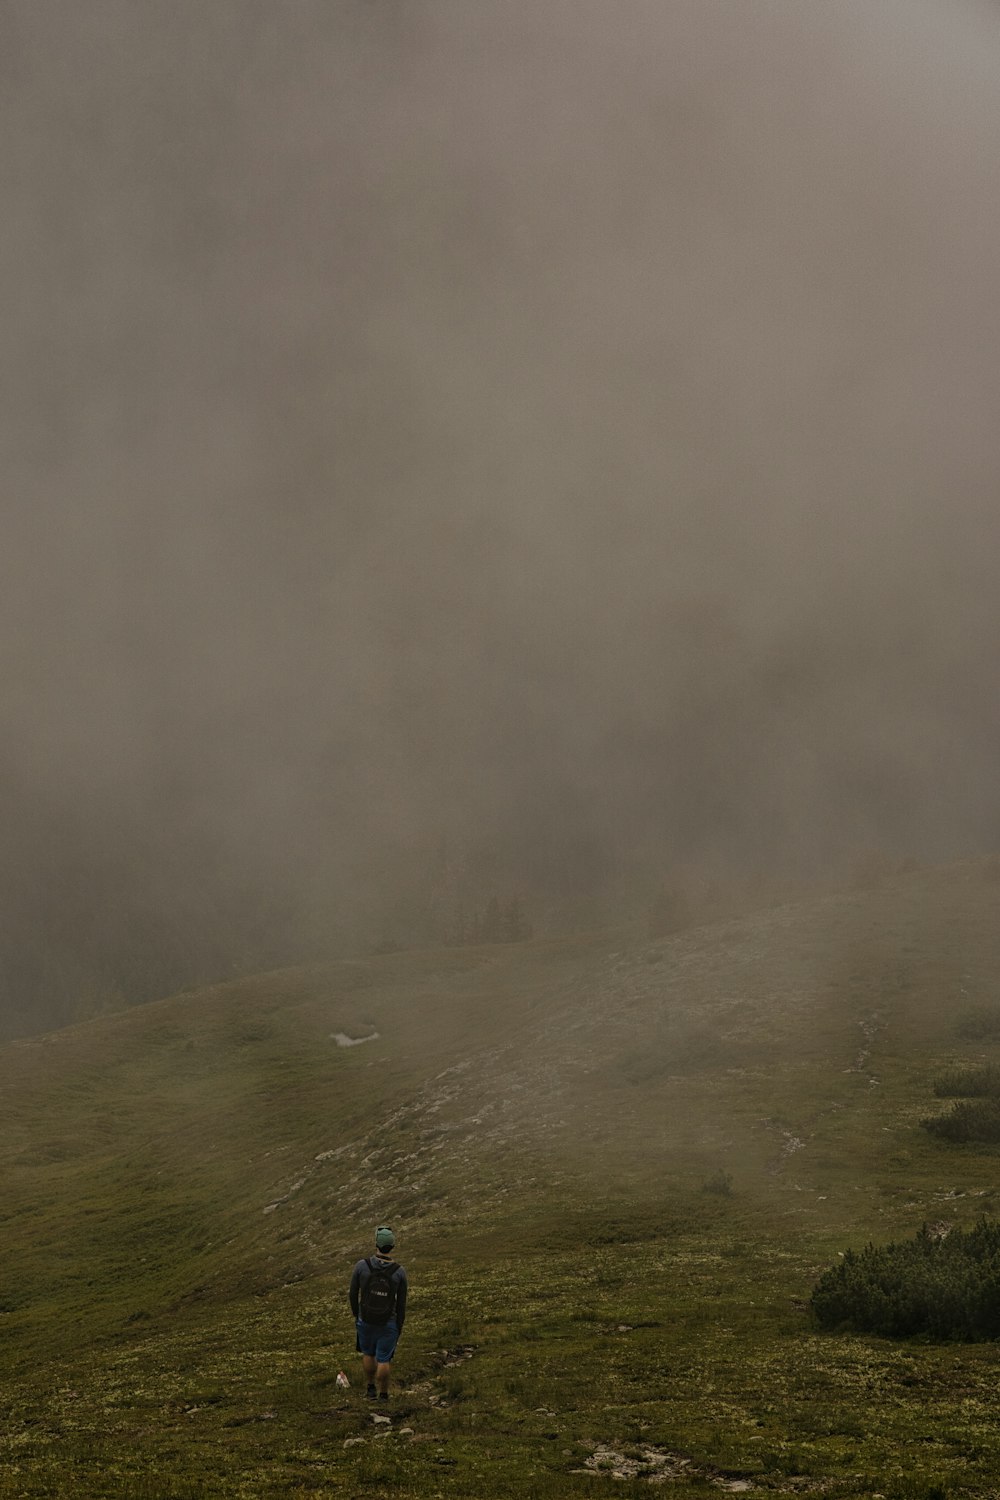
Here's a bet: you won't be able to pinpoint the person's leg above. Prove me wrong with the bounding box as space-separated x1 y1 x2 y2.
374 1323 398 1398
358 1324 378 1394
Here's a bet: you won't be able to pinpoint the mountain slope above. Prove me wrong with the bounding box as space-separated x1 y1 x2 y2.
3 859 1000 1496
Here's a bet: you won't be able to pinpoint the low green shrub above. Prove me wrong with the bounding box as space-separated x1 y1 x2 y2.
933 1066 1000 1099
812 1219 1000 1339
922 1100 1000 1143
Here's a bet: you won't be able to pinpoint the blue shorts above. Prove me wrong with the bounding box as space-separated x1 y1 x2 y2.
356 1318 400 1363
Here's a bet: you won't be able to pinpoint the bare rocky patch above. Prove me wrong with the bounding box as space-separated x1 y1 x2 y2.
575 1443 756 1489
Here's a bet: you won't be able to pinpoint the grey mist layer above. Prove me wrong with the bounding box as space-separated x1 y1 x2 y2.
2 0 999 1035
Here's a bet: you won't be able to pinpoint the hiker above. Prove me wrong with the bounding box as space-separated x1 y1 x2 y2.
350 1225 408 1401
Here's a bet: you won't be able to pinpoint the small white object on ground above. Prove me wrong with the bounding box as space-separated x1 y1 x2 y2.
332 1031 380 1048
335 1370 350 1389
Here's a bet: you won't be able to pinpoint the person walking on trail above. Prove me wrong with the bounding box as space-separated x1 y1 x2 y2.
350 1226 408 1401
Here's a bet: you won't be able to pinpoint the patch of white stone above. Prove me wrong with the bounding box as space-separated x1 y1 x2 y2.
332 1031 380 1048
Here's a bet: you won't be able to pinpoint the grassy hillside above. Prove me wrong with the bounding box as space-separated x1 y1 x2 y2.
3 860 1000 1497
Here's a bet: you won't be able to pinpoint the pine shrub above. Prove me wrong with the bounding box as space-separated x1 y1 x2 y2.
933 1065 1000 1099
921 1099 1000 1143
812 1219 1000 1339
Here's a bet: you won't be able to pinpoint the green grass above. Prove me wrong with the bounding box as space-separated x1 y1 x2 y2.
5 1211 1000 1497
3 859 1000 1495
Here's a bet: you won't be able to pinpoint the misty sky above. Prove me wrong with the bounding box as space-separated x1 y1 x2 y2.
2 0 1000 1025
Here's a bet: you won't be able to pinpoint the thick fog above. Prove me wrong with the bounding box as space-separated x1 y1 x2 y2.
3 0 1000 1034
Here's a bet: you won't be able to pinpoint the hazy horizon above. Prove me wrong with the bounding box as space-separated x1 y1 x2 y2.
3 0 1000 1034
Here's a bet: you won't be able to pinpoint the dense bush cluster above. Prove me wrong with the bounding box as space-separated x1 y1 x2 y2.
923 1064 1000 1142
922 1101 1000 1143
812 1220 1000 1339
934 1065 1000 1098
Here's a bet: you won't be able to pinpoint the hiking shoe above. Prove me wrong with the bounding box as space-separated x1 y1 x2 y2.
378 1392 390 1402
366 1384 377 1400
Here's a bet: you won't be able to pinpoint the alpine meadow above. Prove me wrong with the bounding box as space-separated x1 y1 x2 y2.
6 862 1000 1496
4 3 1000 1497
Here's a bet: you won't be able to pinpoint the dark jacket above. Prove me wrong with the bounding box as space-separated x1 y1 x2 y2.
350 1255 408 1330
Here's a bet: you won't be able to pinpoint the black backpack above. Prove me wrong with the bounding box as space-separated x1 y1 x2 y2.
360 1258 398 1324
